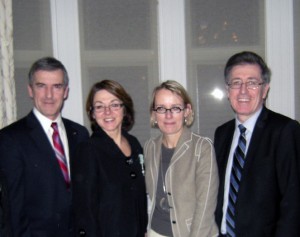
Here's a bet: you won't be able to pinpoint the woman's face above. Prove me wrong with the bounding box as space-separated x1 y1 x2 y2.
92 89 124 136
152 89 191 139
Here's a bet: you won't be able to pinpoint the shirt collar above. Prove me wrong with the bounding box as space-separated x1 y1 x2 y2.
33 108 63 131
235 106 263 134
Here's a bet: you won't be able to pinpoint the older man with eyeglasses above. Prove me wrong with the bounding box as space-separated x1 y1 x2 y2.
214 51 300 237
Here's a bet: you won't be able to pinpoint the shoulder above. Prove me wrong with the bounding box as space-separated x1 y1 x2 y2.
62 118 89 136
263 108 299 126
0 116 30 138
215 119 235 134
190 132 214 152
62 117 86 130
144 134 161 150
257 108 300 135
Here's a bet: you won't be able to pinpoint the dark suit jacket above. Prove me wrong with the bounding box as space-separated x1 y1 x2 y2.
0 111 89 237
71 126 148 237
0 171 12 237
214 106 300 237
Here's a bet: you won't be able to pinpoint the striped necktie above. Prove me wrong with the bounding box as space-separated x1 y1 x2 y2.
51 122 70 188
226 124 247 237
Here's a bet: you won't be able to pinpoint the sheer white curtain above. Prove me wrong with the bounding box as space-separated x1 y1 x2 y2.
0 0 16 128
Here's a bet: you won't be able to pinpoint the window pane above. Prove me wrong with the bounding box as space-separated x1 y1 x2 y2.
186 0 265 139
13 0 53 119
78 0 159 144
189 0 261 48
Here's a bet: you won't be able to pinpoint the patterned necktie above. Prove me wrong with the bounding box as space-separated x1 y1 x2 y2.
51 122 70 188
226 124 247 237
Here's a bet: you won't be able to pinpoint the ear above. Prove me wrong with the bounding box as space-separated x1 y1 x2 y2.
27 85 33 98
63 86 69 99
226 85 230 98
184 103 192 117
151 111 156 120
150 111 156 127
262 84 270 99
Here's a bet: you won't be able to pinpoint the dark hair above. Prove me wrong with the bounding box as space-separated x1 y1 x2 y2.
86 80 135 131
150 80 194 127
224 51 271 84
28 57 69 86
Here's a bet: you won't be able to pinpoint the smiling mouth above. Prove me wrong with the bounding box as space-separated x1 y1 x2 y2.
238 98 250 102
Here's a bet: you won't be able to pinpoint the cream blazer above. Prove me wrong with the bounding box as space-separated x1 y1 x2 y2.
144 127 219 237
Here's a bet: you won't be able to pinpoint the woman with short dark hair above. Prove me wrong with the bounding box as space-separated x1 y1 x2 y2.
71 79 147 237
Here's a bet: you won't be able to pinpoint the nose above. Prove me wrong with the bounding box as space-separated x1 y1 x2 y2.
104 106 112 114
239 83 248 93
165 110 173 118
45 86 54 98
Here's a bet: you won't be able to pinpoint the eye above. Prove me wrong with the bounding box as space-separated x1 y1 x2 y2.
110 103 120 108
247 81 258 85
94 105 104 110
155 106 166 112
171 107 183 113
231 80 242 85
35 83 45 88
54 84 64 89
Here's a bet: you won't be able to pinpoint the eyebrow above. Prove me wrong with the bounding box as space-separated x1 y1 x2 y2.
93 99 121 104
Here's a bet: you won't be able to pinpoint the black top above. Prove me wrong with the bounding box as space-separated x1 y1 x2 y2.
71 126 147 237
151 145 174 236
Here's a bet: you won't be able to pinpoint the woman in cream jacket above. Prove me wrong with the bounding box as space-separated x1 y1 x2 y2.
144 80 219 237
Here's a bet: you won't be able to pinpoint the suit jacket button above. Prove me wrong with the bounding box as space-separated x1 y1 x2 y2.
172 220 176 224
78 229 86 236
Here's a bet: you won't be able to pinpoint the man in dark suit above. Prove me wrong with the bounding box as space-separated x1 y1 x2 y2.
0 57 89 237
214 51 300 237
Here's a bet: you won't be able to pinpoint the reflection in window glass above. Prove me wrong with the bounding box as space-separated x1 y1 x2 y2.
189 0 260 48
13 0 53 119
78 0 159 144
186 0 264 139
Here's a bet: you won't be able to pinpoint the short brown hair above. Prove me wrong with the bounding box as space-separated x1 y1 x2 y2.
86 80 135 131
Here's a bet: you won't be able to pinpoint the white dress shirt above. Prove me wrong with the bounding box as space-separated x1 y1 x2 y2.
33 108 71 178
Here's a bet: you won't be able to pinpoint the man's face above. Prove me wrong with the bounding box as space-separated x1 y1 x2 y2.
28 69 69 120
227 64 270 122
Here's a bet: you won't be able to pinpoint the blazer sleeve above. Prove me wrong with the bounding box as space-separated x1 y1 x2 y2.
190 138 219 237
274 120 300 236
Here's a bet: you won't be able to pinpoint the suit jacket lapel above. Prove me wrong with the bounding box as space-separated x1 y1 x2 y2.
243 107 268 174
169 127 191 167
26 112 56 159
63 119 79 159
219 121 235 181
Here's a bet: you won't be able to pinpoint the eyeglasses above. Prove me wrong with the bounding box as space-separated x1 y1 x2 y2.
153 106 185 114
93 103 124 113
227 80 264 90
